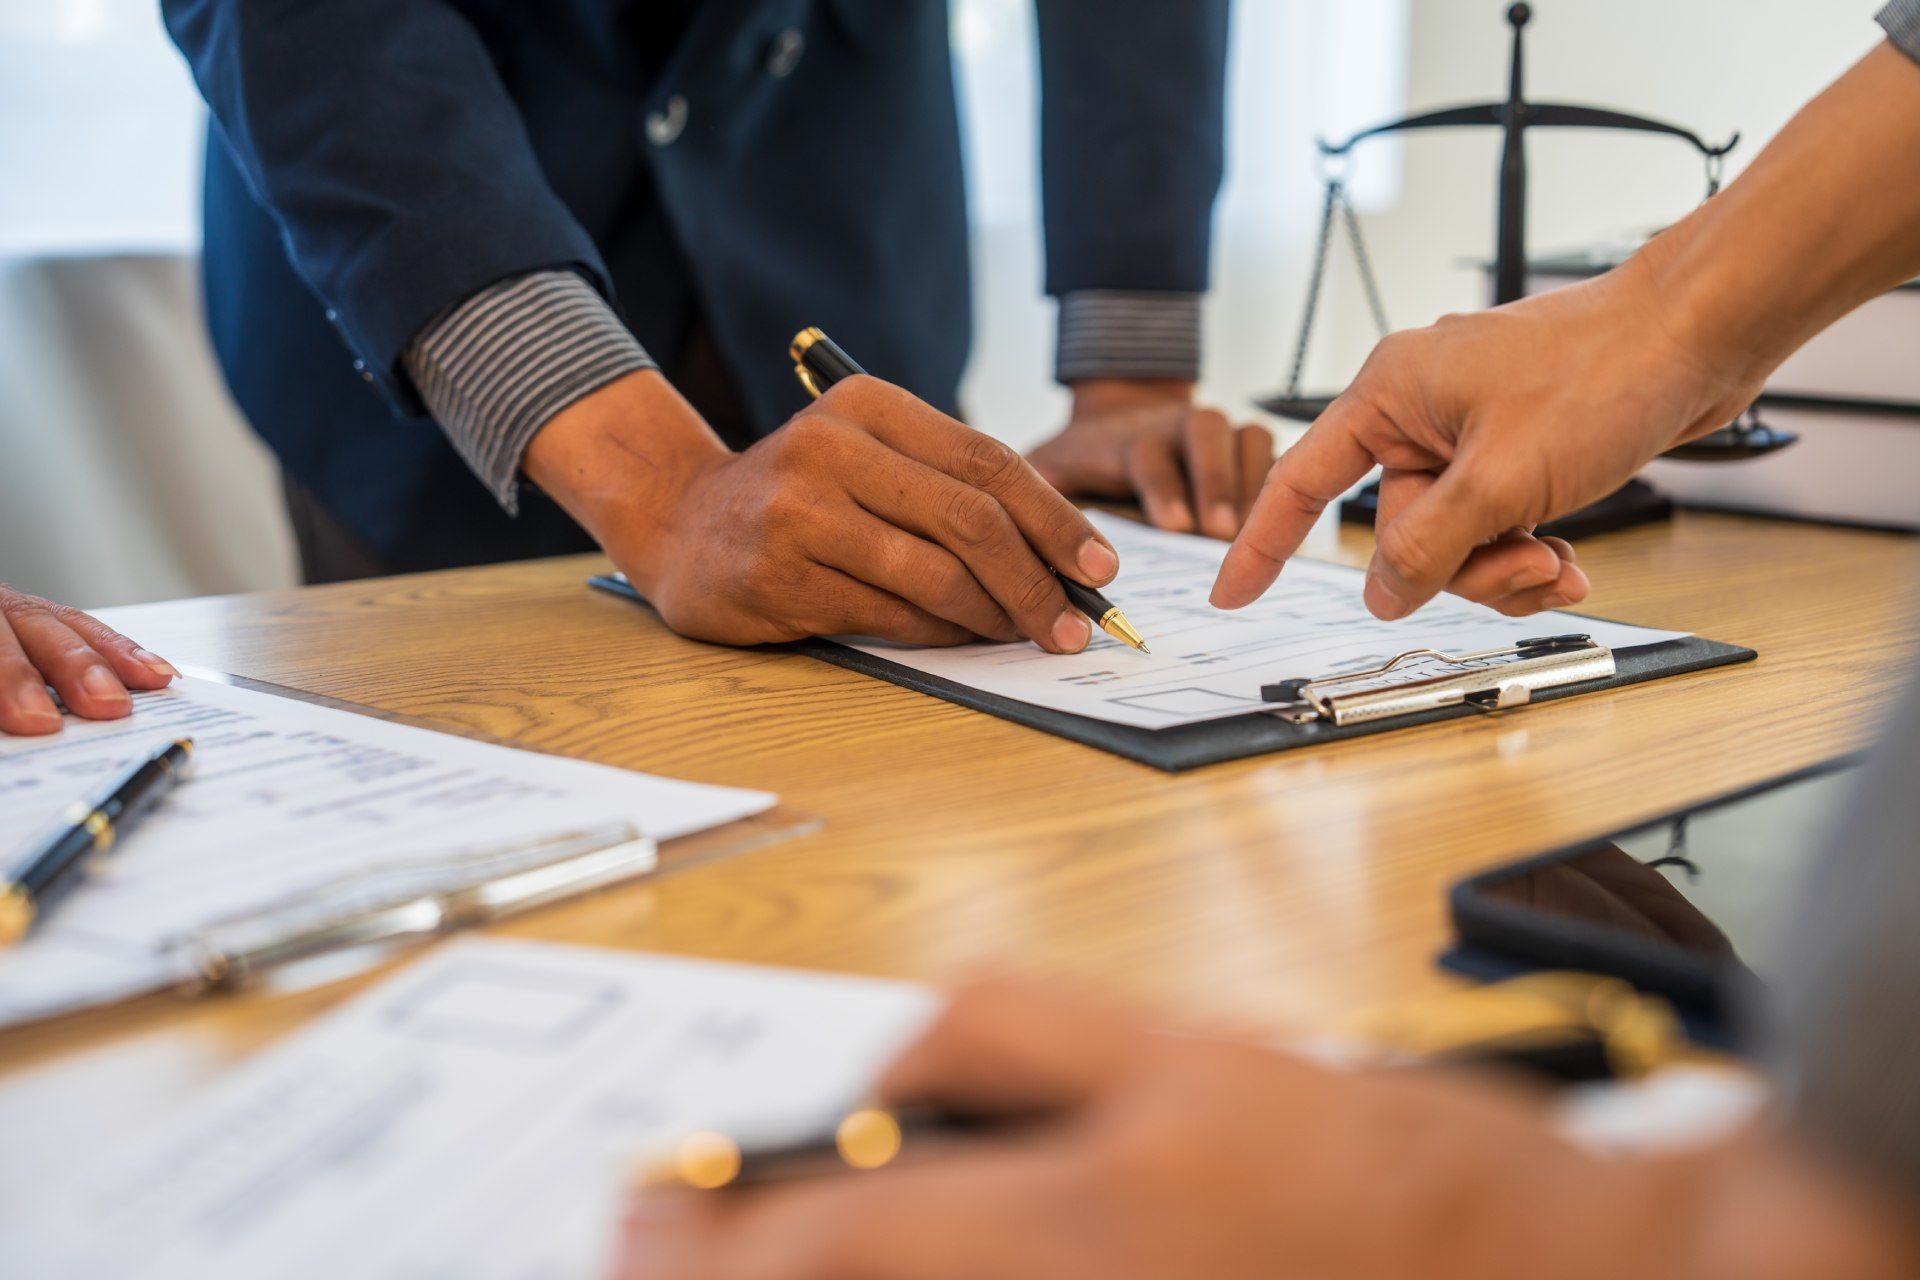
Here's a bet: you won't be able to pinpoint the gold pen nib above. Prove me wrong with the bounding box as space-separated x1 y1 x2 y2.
0 884 33 947
1097 608 1150 653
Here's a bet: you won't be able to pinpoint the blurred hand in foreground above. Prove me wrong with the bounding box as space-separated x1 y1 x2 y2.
613 983 1920 1280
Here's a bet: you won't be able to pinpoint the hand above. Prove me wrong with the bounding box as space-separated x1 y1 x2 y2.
613 988 1626 1280
1211 249 1763 619
614 985 1920 1280
0 585 177 735
526 371 1119 652
1028 379 1275 540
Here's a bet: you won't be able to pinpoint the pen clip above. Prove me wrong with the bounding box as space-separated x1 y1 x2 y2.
794 362 824 400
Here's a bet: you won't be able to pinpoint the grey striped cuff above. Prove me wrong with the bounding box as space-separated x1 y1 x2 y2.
1883 0 1920 61
1055 290 1204 383
404 270 656 513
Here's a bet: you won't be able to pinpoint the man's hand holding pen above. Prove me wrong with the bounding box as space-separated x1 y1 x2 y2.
526 368 1120 654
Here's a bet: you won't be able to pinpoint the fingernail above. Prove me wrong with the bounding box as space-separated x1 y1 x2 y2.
1160 500 1194 532
134 648 179 678
12 685 60 730
1364 573 1412 621
1078 539 1118 583
1206 501 1238 538
1051 609 1093 653
1508 565 1558 593
80 666 128 705
1541 593 1575 611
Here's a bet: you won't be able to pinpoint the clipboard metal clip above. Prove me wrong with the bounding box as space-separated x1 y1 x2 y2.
168 821 654 993
1261 634 1616 727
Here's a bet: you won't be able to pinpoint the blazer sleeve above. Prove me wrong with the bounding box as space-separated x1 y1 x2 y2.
161 0 611 414
1034 0 1230 298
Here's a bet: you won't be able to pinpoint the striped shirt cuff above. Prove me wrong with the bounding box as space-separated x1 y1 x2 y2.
1055 290 1204 383
404 270 656 513
1883 1 1920 61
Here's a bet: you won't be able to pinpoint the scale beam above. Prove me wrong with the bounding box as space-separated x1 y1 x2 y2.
1319 103 1739 163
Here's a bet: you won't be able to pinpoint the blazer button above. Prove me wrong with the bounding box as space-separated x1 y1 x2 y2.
646 95 689 147
766 27 805 78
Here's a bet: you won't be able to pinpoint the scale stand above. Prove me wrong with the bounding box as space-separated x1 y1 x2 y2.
1261 3 1762 541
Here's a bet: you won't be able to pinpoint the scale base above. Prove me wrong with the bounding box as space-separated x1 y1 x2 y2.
1338 477 1674 542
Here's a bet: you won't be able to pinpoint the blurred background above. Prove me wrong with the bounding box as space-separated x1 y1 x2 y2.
0 0 1886 609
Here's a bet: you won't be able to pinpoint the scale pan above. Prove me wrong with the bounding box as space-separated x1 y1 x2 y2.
1255 392 1339 423
1663 421 1800 462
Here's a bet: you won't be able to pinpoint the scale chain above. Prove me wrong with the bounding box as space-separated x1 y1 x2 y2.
1285 179 1393 400
1283 179 1342 398
1339 186 1392 342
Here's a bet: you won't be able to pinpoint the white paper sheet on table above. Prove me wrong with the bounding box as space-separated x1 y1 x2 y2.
0 676 775 1028
0 938 936 1280
839 512 1688 730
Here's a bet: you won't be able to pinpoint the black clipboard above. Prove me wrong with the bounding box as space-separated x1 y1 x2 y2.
588 574 1754 772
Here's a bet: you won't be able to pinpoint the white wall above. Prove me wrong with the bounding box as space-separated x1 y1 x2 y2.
0 0 203 255
1316 0 1890 385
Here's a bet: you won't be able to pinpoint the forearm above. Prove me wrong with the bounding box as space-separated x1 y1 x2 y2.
401 270 734 589
1651 41 1920 386
1669 1126 1920 1280
519 369 728 586
404 272 658 510
1357 1103 1920 1280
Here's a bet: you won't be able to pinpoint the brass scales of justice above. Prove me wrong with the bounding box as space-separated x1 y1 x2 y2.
1261 2 1797 540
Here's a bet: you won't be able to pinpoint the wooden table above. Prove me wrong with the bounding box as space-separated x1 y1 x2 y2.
2 512 1917 1156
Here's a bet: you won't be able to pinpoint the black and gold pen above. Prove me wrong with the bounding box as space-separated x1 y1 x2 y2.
643 1105 1019 1191
0 737 194 945
789 326 1150 652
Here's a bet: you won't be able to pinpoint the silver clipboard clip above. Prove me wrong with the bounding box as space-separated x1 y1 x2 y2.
1260 634 1616 727
168 821 653 992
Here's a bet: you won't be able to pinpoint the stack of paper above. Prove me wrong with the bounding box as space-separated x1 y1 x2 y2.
1 939 934 1279
0 677 775 1028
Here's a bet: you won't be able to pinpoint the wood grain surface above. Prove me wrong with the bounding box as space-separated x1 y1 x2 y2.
2 512 1916 1119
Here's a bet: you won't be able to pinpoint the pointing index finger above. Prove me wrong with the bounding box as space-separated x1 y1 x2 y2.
1210 399 1381 608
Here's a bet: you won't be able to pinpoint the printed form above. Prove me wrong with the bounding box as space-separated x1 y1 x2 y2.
1 938 936 1279
842 513 1687 729
0 677 774 1028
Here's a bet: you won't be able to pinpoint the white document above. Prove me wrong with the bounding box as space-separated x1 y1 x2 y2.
2 938 936 1280
0 677 774 1027
842 512 1688 729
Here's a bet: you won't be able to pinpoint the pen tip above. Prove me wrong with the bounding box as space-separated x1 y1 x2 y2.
1101 611 1150 654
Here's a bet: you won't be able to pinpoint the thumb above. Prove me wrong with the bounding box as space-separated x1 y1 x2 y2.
1365 456 1531 620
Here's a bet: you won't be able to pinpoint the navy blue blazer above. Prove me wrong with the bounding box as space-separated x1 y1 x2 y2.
162 1 1229 570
